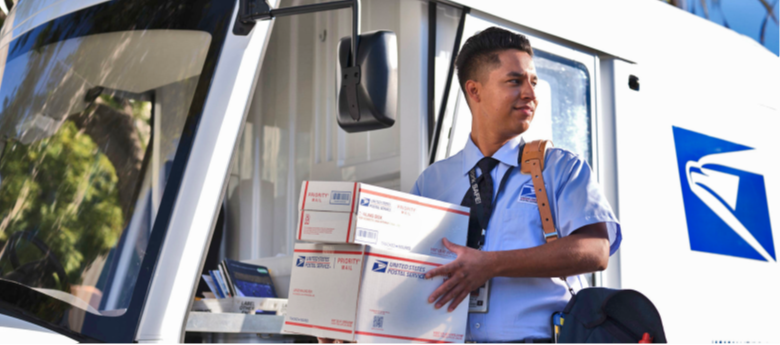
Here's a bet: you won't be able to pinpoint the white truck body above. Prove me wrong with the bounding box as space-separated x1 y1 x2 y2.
0 0 777 343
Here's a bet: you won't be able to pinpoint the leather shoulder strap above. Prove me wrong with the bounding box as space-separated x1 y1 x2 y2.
520 140 558 243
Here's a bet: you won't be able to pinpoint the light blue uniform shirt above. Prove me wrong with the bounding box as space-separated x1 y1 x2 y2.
411 135 622 342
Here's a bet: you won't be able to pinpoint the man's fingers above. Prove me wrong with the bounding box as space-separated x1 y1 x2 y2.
442 237 464 253
448 290 471 312
427 269 462 304
425 261 455 279
435 284 466 309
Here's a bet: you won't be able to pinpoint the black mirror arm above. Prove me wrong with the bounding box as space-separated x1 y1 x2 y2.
236 0 361 65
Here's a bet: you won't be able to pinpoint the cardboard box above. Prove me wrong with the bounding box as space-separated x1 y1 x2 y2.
282 243 468 343
297 181 469 259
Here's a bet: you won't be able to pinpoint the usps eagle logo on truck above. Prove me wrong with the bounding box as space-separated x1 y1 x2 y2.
673 126 775 262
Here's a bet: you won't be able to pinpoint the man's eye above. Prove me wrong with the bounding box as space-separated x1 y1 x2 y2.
509 79 520 85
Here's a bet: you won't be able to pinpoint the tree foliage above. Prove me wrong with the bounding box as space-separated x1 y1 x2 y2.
0 120 124 285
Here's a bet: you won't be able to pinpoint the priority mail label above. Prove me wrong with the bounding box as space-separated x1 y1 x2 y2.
283 243 364 341
299 181 358 212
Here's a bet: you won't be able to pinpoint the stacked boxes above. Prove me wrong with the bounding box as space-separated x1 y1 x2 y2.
282 181 470 343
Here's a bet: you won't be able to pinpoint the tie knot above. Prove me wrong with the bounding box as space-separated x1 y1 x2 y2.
476 157 499 176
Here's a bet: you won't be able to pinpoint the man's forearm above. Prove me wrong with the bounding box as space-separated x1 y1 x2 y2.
486 223 610 278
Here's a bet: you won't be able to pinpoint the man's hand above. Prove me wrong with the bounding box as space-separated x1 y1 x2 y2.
424 238 495 312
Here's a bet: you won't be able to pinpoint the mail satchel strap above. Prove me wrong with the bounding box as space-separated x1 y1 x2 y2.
522 140 574 294
520 140 558 243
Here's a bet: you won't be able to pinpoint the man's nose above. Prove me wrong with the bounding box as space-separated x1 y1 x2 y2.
521 80 536 101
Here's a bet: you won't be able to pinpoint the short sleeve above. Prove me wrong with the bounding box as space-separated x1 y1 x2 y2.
553 153 622 256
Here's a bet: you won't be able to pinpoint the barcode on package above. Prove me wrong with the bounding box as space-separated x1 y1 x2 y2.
372 316 383 329
356 228 378 244
330 191 352 205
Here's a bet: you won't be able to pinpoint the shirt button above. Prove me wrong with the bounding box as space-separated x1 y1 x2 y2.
475 323 481 329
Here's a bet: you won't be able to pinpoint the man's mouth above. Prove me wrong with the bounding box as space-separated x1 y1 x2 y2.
514 105 534 116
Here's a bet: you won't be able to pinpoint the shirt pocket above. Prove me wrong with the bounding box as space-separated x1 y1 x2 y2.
499 203 545 251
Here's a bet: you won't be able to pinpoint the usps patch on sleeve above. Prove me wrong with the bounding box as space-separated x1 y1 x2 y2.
518 184 537 204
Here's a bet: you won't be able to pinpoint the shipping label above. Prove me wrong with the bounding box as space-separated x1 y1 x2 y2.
359 197 392 212
330 191 352 205
372 260 429 279
296 255 332 269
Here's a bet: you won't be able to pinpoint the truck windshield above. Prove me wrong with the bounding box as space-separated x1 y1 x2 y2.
0 0 234 340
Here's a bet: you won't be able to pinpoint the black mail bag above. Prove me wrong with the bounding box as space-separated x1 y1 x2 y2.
554 288 667 343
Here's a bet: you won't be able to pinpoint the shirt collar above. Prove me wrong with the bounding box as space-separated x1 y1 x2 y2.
461 134 525 176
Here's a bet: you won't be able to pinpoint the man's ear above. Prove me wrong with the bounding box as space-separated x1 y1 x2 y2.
464 80 481 104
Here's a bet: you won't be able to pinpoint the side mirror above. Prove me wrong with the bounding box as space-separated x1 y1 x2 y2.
336 30 397 133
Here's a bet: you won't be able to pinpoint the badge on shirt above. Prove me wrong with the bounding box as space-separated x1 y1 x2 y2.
517 184 537 205
468 280 490 313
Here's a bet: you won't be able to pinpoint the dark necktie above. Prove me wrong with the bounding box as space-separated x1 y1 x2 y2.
475 157 500 212
461 157 500 248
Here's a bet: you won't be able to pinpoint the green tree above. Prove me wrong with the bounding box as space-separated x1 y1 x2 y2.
0 120 124 285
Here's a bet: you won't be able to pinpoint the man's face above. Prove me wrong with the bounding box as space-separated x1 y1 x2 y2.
470 50 538 138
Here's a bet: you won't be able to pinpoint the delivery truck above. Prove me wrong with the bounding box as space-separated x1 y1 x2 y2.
0 0 777 342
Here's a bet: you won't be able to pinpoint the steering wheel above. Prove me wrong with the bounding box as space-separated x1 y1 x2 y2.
1 231 71 292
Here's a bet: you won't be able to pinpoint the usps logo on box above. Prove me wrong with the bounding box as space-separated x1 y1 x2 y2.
372 260 388 273
359 197 391 212
673 126 775 262
330 191 352 205
296 256 306 267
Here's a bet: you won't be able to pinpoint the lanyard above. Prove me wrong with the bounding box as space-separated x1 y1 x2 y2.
461 144 524 249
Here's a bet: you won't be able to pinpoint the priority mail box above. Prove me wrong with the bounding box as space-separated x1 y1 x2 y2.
282 243 468 343
297 181 469 259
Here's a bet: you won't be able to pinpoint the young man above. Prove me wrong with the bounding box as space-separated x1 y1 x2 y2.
412 27 622 342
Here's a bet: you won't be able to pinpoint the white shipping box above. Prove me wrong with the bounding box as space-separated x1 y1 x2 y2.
282 243 468 343
297 181 469 259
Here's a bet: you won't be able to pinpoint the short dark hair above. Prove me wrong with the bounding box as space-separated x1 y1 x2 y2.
455 27 533 94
